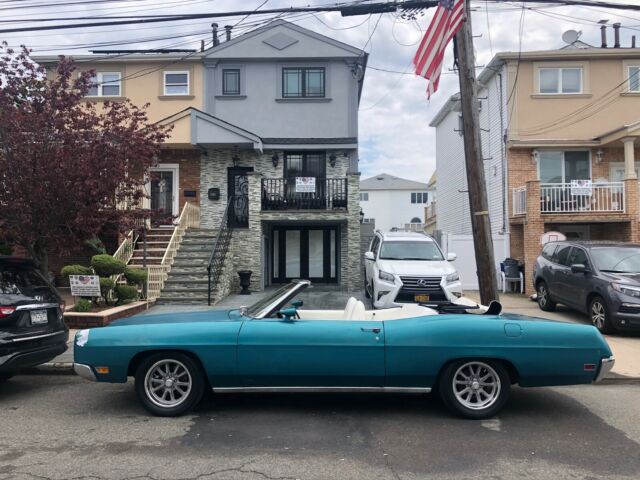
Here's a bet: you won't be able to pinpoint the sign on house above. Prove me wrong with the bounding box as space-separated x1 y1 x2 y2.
69 275 101 297
296 177 316 193
570 179 592 196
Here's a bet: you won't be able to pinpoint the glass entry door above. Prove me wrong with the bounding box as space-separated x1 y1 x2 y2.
150 170 175 226
272 226 338 283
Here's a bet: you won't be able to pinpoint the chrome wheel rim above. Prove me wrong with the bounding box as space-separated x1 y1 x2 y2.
144 359 192 408
591 301 606 329
453 362 501 411
538 284 548 307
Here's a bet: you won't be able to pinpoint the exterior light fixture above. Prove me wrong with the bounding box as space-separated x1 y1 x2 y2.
232 154 240 167
595 149 604 164
531 149 539 164
271 152 279 168
329 153 337 167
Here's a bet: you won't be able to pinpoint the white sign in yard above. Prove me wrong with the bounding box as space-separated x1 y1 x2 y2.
69 275 101 297
571 179 592 196
295 177 316 193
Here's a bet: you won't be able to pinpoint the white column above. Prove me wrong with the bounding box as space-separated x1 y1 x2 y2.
623 137 637 180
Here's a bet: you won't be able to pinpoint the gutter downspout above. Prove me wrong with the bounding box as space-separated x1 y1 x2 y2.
498 71 507 237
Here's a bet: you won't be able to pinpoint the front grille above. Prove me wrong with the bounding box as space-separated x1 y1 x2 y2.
618 304 640 315
396 276 446 303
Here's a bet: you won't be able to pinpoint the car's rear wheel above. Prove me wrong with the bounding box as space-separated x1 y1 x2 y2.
536 281 556 311
590 296 614 334
438 359 510 420
135 353 205 417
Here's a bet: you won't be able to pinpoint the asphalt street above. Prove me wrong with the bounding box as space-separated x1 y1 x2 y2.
1 375 639 480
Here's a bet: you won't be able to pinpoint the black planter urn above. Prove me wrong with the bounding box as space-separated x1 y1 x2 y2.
238 270 252 295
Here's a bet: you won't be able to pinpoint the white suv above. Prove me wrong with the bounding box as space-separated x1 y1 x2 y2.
364 231 463 309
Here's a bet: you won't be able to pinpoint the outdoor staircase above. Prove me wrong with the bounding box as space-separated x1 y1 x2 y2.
128 228 175 269
155 228 218 304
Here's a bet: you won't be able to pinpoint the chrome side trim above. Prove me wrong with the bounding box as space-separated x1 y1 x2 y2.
16 303 59 311
73 363 97 381
10 331 65 342
595 356 615 382
212 386 432 393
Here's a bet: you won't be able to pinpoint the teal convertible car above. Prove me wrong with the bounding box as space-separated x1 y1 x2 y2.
73 280 614 419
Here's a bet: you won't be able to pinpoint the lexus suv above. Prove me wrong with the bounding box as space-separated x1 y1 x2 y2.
364 231 462 309
534 241 640 334
0 257 68 381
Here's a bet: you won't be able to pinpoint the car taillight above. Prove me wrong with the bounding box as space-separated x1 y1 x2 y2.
0 307 16 318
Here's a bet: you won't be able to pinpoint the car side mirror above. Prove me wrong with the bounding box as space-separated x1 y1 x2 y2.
447 252 457 262
364 251 375 261
570 263 588 274
279 306 297 321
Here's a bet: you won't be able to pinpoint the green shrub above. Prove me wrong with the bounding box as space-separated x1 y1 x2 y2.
99 277 116 299
124 267 147 285
61 264 93 278
74 298 92 312
91 254 126 277
115 284 138 304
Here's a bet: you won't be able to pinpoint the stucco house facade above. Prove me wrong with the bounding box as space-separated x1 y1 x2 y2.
35 20 367 302
431 30 640 293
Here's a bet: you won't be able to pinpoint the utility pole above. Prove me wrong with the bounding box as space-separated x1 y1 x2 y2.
455 0 499 304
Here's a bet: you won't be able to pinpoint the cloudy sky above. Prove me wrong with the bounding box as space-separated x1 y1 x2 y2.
2 0 640 181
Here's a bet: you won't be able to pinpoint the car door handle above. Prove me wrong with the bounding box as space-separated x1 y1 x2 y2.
361 327 381 333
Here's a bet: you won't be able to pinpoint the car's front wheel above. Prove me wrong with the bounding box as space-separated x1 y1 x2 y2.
135 353 205 417
590 296 615 334
536 281 556 311
438 359 510 419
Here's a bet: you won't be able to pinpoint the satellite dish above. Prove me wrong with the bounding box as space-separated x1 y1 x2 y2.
562 30 581 45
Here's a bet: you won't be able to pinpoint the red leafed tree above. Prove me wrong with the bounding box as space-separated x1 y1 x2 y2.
0 45 170 275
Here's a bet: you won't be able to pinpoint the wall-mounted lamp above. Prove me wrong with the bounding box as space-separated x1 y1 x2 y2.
595 149 604 164
232 154 240 167
271 152 279 168
329 153 337 168
531 149 540 164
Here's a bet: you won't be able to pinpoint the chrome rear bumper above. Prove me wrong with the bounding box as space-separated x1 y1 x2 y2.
595 356 615 382
73 363 96 381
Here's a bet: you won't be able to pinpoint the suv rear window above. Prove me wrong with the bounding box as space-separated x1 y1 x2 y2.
0 264 56 305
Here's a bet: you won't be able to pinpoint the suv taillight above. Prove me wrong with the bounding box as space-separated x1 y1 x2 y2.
0 307 16 318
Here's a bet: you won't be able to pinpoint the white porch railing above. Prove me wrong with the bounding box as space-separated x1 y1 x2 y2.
540 182 625 214
404 223 426 232
146 202 200 301
512 186 527 215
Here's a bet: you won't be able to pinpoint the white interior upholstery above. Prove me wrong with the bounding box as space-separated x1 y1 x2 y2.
296 301 439 321
342 297 358 320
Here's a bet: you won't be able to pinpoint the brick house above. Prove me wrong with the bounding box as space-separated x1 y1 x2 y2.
34 19 367 302
431 28 640 294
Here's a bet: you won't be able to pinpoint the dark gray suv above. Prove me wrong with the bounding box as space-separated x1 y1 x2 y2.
534 241 640 334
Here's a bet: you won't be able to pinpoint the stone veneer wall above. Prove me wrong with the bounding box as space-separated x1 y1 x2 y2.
199 148 362 295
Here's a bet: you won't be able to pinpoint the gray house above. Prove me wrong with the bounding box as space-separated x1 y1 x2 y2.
159 20 368 302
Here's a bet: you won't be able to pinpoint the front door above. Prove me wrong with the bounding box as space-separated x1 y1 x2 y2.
237 318 385 388
271 226 338 283
150 169 176 226
227 167 253 228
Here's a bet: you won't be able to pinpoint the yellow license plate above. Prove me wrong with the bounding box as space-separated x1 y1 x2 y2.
414 294 430 302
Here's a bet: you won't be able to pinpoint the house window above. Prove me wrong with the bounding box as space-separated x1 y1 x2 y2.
360 192 369 201
629 66 640 92
411 192 428 204
282 67 325 98
164 71 189 95
539 151 590 183
222 69 240 95
87 72 121 97
539 67 582 94
363 218 375 224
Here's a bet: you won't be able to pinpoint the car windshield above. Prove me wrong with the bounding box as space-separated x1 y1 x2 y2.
0 264 55 305
379 241 444 261
245 281 308 318
590 247 640 273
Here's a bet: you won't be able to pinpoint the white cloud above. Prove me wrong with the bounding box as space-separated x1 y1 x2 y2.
3 0 640 181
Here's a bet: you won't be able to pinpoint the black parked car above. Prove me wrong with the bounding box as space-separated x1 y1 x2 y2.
533 241 640 334
0 257 68 381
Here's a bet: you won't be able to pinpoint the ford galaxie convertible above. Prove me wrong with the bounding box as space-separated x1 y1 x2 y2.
73 280 614 419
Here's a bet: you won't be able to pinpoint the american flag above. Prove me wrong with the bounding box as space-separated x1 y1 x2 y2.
413 0 466 98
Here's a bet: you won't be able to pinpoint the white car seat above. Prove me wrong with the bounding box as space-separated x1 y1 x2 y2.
342 297 358 320
349 301 366 321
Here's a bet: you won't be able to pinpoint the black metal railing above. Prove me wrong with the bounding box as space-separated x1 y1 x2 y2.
207 197 234 305
261 177 348 210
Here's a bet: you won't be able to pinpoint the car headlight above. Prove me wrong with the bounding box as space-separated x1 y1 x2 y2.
612 283 640 298
446 272 460 284
378 270 395 283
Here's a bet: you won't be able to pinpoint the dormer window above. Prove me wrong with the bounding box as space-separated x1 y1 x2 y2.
282 67 325 98
164 71 189 95
87 72 121 97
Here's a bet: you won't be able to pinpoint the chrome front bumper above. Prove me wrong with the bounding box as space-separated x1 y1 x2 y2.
73 363 96 381
595 356 615 382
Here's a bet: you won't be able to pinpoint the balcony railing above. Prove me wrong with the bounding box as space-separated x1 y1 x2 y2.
262 177 348 211
512 186 527 215
540 182 625 214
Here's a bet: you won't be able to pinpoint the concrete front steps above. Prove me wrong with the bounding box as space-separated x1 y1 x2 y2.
156 228 218 305
128 228 174 269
